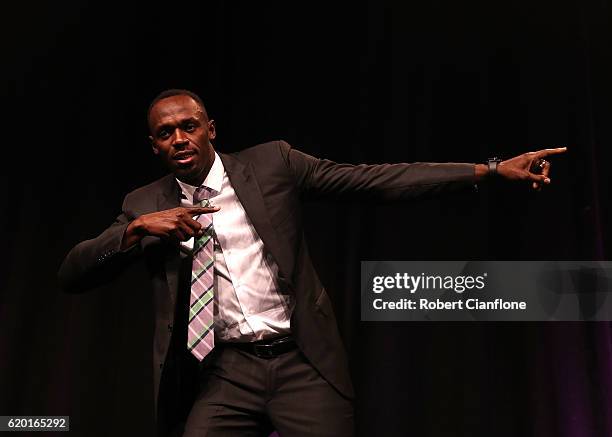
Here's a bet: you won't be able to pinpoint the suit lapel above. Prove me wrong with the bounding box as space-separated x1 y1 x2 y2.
158 152 294 303
157 175 183 310
219 152 293 286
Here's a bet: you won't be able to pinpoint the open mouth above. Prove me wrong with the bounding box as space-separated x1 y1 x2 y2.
173 151 196 165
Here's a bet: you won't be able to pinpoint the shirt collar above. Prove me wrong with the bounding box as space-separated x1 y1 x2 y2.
175 152 224 202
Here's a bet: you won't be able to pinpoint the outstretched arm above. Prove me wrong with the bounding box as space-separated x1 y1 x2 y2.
281 142 477 201
280 141 566 199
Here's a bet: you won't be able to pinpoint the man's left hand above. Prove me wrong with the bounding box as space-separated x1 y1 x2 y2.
477 147 567 190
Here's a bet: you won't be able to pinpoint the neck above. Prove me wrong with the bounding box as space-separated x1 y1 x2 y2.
177 168 208 187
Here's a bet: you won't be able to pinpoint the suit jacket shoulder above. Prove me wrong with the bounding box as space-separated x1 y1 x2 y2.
122 173 177 214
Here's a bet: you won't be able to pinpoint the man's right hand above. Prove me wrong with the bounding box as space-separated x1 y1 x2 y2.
121 206 220 249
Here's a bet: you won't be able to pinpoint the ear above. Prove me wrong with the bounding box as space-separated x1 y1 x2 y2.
149 135 159 155
208 120 217 141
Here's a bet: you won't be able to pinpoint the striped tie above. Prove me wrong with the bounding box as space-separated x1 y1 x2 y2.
188 186 215 361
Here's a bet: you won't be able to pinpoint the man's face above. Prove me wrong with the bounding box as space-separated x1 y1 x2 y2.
148 95 216 186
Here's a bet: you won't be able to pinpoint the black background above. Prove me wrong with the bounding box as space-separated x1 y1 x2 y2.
1 1 611 436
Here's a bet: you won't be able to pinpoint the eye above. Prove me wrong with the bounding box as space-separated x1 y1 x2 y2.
184 123 196 132
158 129 171 139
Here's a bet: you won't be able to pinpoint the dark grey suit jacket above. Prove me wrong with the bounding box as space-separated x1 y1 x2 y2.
58 140 476 432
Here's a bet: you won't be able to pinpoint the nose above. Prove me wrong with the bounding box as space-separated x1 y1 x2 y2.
172 129 189 147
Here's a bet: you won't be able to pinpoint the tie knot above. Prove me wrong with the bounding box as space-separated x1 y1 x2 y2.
194 186 213 204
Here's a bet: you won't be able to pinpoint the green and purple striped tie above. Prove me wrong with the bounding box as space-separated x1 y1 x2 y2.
188 186 215 361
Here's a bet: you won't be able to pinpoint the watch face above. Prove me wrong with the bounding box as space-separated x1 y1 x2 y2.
487 159 499 174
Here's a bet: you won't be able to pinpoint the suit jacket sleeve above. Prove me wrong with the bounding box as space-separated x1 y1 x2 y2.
278 140 476 200
58 192 142 293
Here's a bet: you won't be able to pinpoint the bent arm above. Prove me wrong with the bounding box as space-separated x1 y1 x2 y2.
58 197 142 294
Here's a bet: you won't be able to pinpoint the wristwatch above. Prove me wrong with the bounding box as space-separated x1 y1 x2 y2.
487 157 502 177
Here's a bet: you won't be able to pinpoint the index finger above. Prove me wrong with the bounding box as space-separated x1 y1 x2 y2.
534 147 567 158
186 206 220 215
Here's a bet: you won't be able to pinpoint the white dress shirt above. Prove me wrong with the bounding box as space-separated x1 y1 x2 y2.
176 152 293 342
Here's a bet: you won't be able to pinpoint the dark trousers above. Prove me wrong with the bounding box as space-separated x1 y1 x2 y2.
182 345 354 437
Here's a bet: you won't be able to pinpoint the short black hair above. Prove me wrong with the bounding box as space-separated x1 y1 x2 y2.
147 88 209 122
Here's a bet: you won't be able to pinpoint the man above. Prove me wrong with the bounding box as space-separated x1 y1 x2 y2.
58 89 566 436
